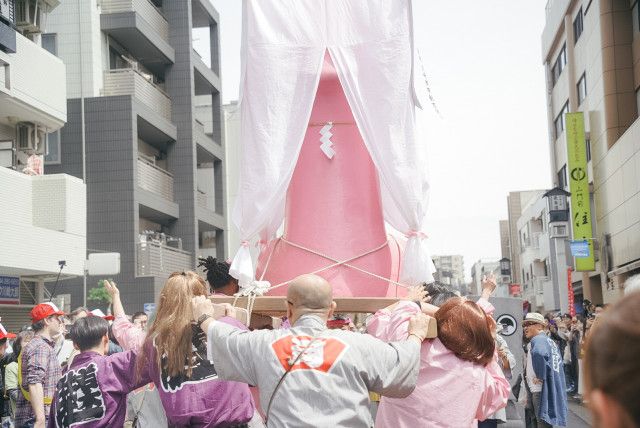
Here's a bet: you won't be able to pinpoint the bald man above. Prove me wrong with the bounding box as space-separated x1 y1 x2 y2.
192 274 431 428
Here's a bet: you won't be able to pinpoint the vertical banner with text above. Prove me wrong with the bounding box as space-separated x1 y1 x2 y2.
565 112 595 271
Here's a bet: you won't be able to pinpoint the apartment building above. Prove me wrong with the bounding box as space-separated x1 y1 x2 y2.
222 101 241 257
43 0 225 310
516 189 574 312
470 259 501 296
505 190 546 286
542 0 640 304
0 0 86 330
432 255 465 289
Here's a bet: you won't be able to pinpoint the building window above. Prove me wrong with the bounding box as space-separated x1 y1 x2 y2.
558 164 568 189
577 73 587 105
41 33 57 56
551 44 567 86
633 1 640 34
45 131 61 164
586 138 591 162
553 225 567 236
554 101 569 139
573 8 584 43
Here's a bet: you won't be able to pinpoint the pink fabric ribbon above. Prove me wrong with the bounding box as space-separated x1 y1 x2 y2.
405 230 428 239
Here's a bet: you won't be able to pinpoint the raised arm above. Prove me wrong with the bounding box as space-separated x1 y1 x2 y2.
103 280 125 318
362 313 431 398
192 296 259 385
477 273 497 315
104 280 147 352
367 286 434 341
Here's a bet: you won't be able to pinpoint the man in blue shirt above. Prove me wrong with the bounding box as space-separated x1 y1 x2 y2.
523 312 567 427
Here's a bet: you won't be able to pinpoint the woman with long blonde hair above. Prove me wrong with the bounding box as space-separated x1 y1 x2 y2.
108 272 255 427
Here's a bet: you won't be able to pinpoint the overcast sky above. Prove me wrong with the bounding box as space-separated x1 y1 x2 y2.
200 1 553 281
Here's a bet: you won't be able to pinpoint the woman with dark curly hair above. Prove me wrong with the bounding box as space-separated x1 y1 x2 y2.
198 257 239 295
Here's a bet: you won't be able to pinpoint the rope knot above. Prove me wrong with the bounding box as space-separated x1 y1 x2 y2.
238 280 271 297
406 230 428 239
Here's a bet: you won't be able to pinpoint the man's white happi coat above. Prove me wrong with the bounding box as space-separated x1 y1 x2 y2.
206 314 420 427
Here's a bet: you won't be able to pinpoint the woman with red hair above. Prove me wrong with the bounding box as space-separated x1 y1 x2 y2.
367 276 510 427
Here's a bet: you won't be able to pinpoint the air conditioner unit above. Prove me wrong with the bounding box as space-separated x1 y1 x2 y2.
535 293 544 308
16 122 45 154
15 0 43 34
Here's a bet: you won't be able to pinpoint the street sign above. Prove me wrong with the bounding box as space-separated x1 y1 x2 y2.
565 112 595 270
143 303 156 315
87 253 121 276
496 314 517 337
0 276 20 304
570 240 590 258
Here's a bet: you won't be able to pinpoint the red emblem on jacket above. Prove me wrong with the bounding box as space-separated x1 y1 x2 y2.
271 335 348 373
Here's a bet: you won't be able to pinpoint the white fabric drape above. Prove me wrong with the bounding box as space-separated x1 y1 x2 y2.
231 0 435 287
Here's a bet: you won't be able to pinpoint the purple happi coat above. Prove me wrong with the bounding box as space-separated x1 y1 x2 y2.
48 350 144 428
145 317 255 427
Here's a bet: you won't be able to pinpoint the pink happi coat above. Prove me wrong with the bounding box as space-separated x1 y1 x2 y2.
367 299 510 428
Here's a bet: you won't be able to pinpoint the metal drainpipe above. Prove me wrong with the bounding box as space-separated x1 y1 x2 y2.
77 0 87 307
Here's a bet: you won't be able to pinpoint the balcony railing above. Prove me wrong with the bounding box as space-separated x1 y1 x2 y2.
101 0 169 41
522 232 541 250
136 241 192 277
103 69 171 120
137 156 173 201
534 276 550 294
197 189 209 210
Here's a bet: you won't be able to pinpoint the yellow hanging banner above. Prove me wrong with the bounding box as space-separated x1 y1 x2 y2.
565 112 595 271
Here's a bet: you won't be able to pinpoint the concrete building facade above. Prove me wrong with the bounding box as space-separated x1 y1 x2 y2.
432 255 465 289
1 0 87 330
542 0 640 304
222 101 241 258
516 191 573 312
505 190 546 286
43 0 225 311
470 259 502 297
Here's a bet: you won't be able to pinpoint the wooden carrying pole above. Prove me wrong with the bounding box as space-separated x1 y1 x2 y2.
209 296 400 315
209 296 437 338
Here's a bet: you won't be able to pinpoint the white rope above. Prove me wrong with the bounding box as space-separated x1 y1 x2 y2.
258 238 281 281
229 237 412 320
417 49 443 118
274 238 412 290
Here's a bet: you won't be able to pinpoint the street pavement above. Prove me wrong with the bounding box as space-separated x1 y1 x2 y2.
566 397 592 427
507 396 592 427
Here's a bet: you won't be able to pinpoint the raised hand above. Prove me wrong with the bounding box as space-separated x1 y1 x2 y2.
481 273 497 299
406 285 429 305
191 295 215 321
103 280 119 298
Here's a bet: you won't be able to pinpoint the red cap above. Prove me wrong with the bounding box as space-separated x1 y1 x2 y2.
0 323 16 340
89 309 114 321
327 318 352 328
30 302 65 323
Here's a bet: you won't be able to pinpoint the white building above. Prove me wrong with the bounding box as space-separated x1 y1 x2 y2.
222 101 241 258
516 190 572 313
0 0 86 330
542 0 640 305
470 259 501 296
432 255 465 289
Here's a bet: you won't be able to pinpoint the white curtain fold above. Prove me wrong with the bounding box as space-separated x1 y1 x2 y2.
231 0 435 288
